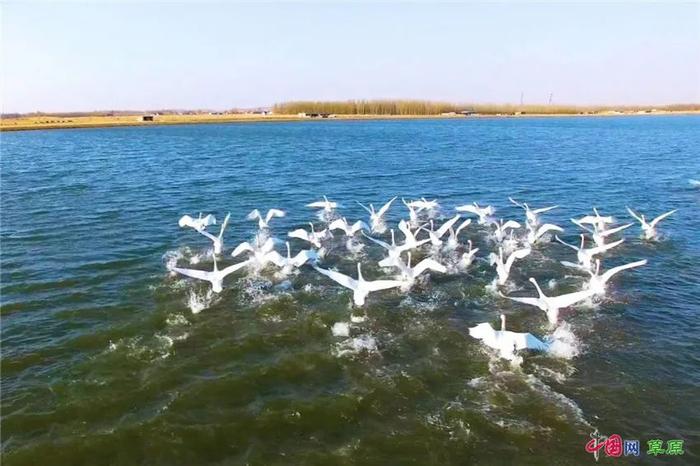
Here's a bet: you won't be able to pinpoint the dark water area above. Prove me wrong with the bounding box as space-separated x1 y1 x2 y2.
2 116 699 465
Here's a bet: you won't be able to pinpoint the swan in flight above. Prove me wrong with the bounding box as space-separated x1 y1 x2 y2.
169 255 249 293
247 209 285 229
196 212 230 255
508 198 558 227
574 208 614 231
444 219 472 250
364 230 421 268
329 217 369 237
626 207 677 240
358 197 396 233
556 235 624 270
267 241 320 274
455 202 494 225
231 236 278 268
586 258 647 296
488 246 531 286
306 195 338 212
406 197 439 211
288 223 333 248
469 314 549 361
505 277 594 325
572 219 631 247
526 222 563 245
423 215 461 246
179 213 216 232
395 252 446 290
492 219 521 243
459 240 480 270
398 219 429 249
402 198 422 225
313 263 404 306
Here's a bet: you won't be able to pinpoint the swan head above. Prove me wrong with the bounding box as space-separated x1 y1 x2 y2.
500 314 506 332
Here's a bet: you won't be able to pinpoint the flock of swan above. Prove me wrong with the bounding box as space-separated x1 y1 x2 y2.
168 197 676 362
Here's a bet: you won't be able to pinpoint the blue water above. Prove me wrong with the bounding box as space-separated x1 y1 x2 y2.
2 116 699 465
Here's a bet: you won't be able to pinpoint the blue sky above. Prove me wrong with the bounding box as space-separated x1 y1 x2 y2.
2 1 699 112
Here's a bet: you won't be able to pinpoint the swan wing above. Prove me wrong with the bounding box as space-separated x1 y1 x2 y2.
220 259 251 277
218 213 231 239
357 201 373 215
436 214 460 237
288 229 310 241
351 220 370 234
505 247 531 272
502 220 521 231
532 205 558 214
413 258 447 276
265 251 287 268
198 229 217 242
455 218 472 236
555 235 578 251
589 238 624 255
536 223 563 238
626 207 644 224
508 197 525 209
455 204 479 215
171 266 213 282
232 242 253 257
600 259 647 283
201 214 216 227
362 232 391 250
363 279 404 292
313 265 358 290
548 288 594 309
291 249 317 266
376 197 397 218
649 209 677 228
511 332 549 351
178 215 194 228
600 222 632 237
246 209 261 221
328 218 348 232
505 296 542 308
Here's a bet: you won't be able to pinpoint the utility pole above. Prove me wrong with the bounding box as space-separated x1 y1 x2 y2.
548 93 553 105
520 91 524 106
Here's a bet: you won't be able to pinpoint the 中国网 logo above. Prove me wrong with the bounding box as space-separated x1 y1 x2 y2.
585 430 684 461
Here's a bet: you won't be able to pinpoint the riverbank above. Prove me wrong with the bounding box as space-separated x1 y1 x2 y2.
2 110 698 132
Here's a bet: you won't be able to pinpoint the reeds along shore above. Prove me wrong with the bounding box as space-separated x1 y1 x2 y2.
272 100 700 115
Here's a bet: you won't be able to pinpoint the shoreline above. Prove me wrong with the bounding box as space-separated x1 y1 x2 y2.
2 110 698 132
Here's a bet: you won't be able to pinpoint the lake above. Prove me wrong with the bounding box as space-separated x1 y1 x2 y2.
1 116 699 465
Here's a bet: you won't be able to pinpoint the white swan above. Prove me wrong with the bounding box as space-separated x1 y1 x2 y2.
267 241 320 274
329 217 369 237
306 195 337 212
196 212 230 255
459 240 480 270
505 277 594 325
469 314 549 361
574 207 614 231
364 230 421 268
444 219 472 250
395 251 446 290
526 222 563 245
423 215 461 246
358 197 396 233
626 207 677 240
246 209 285 229
492 219 521 243
398 219 430 249
509 197 558 227
488 246 531 286
178 213 216 232
288 223 333 248
169 255 249 293
402 198 422 225
313 263 404 306
406 197 439 211
455 202 494 225
231 236 278 268
556 235 624 270
572 219 632 247
586 258 647 296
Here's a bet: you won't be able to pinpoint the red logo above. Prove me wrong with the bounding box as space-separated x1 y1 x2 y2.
586 431 623 460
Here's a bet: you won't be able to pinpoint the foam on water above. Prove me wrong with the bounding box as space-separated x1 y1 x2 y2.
331 322 350 337
545 322 582 359
187 288 216 314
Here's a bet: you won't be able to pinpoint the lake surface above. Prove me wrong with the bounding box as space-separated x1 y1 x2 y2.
2 116 699 465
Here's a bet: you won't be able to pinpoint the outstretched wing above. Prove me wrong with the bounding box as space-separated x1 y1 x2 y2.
600 259 647 283
232 242 253 257
626 207 644 224
362 232 391 250
291 249 318 267
171 266 213 282
508 197 525 209
356 201 373 215
571 219 593 233
502 220 521 231
247 209 261 221
328 218 347 232
536 223 563 239
649 209 677 228
555 235 578 251
376 197 397 218
351 220 370 234
548 288 594 309
505 296 542 308
455 218 472 236
599 222 632 237
200 214 216 227
218 212 231 239
288 229 310 241
265 251 287 268
589 238 624 255
532 205 558 214
364 279 404 292
436 215 461 237
413 258 447 276
178 215 195 228
266 209 286 222
512 332 549 351
220 259 251 277
313 265 358 290
505 247 531 272
455 204 479 215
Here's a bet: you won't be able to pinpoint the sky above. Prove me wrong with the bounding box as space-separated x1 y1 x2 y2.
1 1 699 113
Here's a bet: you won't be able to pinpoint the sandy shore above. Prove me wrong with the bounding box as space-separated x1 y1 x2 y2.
1 110 698 132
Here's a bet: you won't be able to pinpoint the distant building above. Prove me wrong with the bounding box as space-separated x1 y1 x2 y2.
459 110 476 116
140 115 155 122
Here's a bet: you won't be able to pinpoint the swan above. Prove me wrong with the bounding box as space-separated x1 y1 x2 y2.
455 202 494 225
572 219 632 247
358 197 396 233
398 219 430 249
196 212 230 255
364 230 422 268
178 213 216 232
488 246 531 286
492 219 521 243
313 263 404 306
469 314 549 361
406 197 439 211
626 207 677 240
247 209 285 229
306 195 337 212
556 235 624 270
459 240 480 270
508 197 558 227
395 251 446 290
504 277 595 325
328 217 369 237
288 223 333 248
423 215 461 246
526 222 563 244
574 207 614 231
444 219 472 250
267 241 320 274
169 255 249 293
231 236 278 268
402 198 422 225
586 258 647 296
